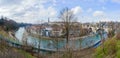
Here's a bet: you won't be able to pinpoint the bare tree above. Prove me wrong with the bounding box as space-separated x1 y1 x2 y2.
59 7 77 47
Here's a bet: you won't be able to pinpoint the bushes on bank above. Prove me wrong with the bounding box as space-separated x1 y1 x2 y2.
116 32 120 40
95 37 120 58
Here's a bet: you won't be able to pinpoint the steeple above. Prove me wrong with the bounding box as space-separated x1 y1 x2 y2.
48 18 50 23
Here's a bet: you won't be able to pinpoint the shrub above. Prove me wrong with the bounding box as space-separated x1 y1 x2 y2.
116 50 120 58
95 38 117 58
116 32 120 40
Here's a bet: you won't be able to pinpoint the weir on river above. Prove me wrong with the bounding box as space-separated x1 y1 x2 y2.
14 27 108 52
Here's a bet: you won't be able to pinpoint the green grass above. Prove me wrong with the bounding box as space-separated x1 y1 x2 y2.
95 37 120 58
116 50 120 58
0 29 21 44
0 30 14 40
18 49 36 58
0 29 35 58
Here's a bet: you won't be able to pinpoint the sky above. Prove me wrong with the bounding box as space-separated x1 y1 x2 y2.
0 0 120 23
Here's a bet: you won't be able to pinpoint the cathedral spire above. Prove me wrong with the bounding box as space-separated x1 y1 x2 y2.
48 18 50 23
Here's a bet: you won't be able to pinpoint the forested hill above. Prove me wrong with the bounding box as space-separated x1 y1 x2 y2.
0 17 33 32
0 17 19 32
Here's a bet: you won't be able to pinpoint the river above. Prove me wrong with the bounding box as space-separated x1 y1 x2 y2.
15 27 108 51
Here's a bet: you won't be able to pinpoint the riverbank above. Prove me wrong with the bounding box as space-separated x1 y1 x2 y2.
0 29 15 41
0 36 36 58
27 29 95 41
0 29 36 58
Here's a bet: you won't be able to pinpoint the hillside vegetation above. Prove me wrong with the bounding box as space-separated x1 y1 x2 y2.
95 33 120 58
0 17 35 58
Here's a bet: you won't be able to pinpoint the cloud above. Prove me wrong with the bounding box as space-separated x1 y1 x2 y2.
39 6 57 18
71 6 83 15
0 0 57 23
93 11 105 17
0 0 119 23
0 0 22 6
0 7 11 16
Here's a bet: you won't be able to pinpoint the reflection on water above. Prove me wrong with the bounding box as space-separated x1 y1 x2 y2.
15 27 107 51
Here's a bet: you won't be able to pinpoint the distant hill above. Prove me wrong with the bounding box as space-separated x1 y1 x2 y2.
18 23 32 27
0 17 34 32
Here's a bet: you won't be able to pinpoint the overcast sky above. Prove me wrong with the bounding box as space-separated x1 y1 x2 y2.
0 0 120 23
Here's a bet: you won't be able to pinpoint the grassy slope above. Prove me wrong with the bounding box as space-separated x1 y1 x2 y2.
95 37 120 58
0 29 36 58
0 41 36 58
